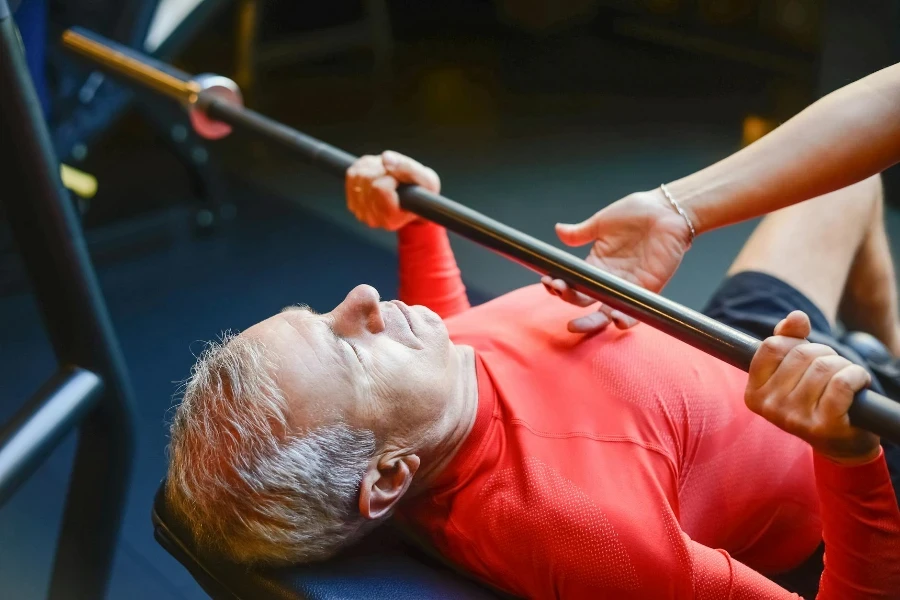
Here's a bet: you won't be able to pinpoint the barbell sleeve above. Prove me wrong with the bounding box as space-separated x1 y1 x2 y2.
61 28 900 444
62 28 198 105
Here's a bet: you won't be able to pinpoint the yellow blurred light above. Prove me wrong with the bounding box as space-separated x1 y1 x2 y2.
742 115 778 147
60 164 98 199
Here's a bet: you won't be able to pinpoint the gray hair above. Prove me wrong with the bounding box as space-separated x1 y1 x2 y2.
166 333 379 565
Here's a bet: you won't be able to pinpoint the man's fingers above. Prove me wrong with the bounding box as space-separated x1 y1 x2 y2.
355 155 386 179
371 175 399 203
768 343 836 396
750 343 837 425
346 155 384 222
555 218 596 247
382 151 441 193
346 154 424 231
818 364 870 424
779 354 848 429
748 335 812 391
748 312 814 390
370 175 404 230
355 156 385 204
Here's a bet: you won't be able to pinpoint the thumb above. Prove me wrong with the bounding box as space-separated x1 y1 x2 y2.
382 150 441 193
555 218 596 247
774 310 811 339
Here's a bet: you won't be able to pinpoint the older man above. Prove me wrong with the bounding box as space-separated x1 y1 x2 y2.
167 152 900 599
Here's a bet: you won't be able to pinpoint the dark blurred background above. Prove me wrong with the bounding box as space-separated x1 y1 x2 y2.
3 0 900 598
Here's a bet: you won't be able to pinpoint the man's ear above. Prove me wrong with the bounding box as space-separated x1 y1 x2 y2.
358 453 420 520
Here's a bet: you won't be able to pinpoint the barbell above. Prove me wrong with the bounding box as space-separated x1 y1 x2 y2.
61 26 900 444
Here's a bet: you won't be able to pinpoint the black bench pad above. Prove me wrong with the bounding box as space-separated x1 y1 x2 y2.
151 482 502 600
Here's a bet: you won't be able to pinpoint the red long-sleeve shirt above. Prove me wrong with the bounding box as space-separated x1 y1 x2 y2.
394 221 900 599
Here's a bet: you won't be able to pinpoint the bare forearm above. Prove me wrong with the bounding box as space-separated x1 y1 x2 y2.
667 63 900 234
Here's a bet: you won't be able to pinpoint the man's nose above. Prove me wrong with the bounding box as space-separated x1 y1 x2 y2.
333 284 385 336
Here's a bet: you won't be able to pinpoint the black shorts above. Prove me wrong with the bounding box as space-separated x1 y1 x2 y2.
703 271 900 594
704 270 899 494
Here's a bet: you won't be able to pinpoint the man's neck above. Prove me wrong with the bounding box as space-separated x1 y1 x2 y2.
410 344 479 492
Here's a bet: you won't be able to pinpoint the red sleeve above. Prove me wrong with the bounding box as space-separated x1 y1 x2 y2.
397 220 470 319
693 449 900 599
811 450 900 598
617 450 900 600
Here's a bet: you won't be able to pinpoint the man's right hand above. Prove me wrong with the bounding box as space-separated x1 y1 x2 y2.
345 151 441 231
542 189 694 333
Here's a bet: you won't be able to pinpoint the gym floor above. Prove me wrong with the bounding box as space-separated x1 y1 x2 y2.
3 16 900 599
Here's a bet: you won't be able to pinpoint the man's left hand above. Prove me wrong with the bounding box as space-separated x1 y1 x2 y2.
745 310 881 464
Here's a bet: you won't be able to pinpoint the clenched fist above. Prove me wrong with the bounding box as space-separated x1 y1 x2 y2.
746 310 881 464
345 151 441 231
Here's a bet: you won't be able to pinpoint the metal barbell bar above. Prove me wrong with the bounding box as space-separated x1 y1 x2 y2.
61 26 900 444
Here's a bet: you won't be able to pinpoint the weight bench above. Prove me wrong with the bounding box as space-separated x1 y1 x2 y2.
151 481 505 600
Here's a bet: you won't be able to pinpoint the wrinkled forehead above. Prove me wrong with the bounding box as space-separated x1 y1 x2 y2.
241 308 353 429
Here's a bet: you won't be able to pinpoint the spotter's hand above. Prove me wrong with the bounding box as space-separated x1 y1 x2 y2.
746 310 880 464
542 190 693 334
345 151 441 231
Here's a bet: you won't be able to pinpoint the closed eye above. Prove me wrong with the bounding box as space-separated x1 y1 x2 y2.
328 321 361 362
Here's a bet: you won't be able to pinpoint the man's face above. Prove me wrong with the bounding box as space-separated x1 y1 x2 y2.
242 284 456 444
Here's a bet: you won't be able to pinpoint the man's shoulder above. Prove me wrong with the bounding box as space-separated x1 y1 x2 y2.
431 453 657 595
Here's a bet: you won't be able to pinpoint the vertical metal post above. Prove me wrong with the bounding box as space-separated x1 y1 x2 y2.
0 4 137 599
234 0 259 96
